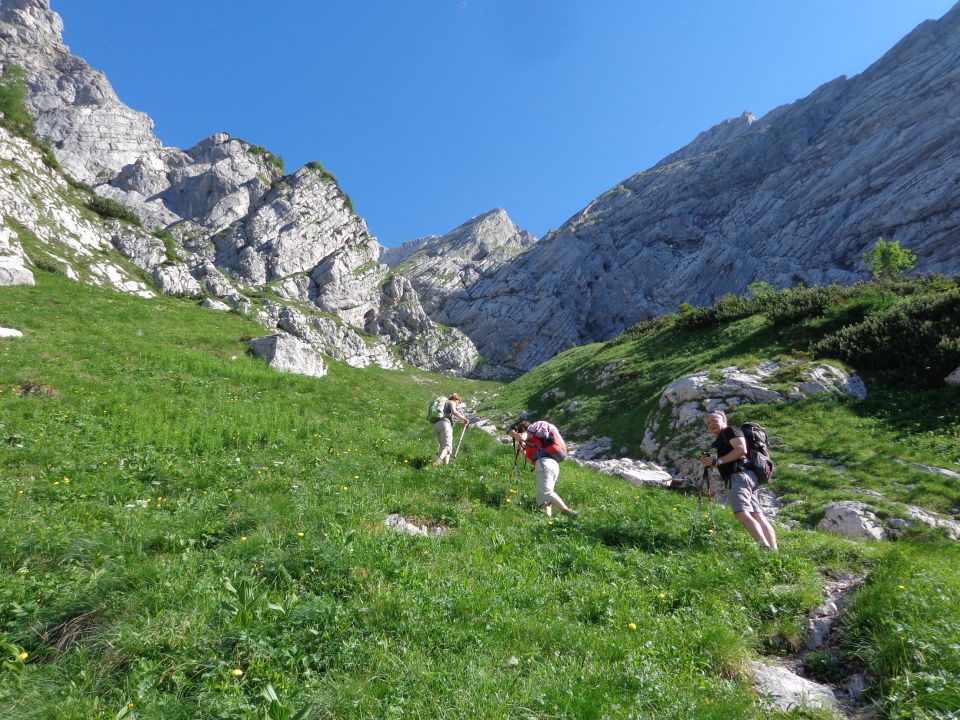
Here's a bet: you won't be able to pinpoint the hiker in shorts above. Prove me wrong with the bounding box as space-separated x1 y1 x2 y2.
509 419 578 520
431 393 470 465
700 410 778 550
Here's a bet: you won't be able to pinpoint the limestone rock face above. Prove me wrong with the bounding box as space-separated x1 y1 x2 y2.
366 275 480 375
0 0 485 376
152 264 202 298
248 334 328 378
641 360 866 485
0 0 161 183
946 367 960 387
383 208 536 315
277 306 401 370
0 124 153 296
440 4 960 371
102 134 283 232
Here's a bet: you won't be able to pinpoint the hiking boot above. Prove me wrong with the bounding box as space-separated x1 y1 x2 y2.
568 510 579 521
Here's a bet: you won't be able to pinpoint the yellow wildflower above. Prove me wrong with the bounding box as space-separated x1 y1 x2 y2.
627 623 637 631
230 668 243 677
18 651 28 661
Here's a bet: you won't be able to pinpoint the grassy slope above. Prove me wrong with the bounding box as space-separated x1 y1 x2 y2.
483 283 960 522
482 280 960 718
0 273 955 719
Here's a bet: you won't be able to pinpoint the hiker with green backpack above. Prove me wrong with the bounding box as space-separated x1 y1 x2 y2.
700 410 778 551
428 393 470 465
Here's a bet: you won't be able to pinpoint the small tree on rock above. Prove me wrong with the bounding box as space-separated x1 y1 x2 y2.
864 237 916 279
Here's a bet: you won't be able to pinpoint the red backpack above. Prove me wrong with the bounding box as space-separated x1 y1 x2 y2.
525 423 568 463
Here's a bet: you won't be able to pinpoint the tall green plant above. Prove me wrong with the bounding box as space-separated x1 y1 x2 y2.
864 238 916 279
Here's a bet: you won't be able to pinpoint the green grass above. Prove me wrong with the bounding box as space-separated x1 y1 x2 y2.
0 273 958 718
843 542 960 718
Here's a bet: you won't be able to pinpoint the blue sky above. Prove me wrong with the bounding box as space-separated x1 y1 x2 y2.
55 0 955 247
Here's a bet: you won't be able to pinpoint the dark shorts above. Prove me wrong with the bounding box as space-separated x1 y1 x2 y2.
730 469 762 514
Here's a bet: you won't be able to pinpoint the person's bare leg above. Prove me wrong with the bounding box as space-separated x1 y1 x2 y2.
547 493 576 516
752 512 778 551
734 511 772 548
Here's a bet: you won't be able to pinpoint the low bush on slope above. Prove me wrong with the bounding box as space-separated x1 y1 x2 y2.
0 272 956 718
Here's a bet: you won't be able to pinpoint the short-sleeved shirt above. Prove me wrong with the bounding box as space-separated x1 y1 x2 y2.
712 425 747 481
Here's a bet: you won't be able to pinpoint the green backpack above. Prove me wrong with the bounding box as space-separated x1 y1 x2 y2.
427 396 448 423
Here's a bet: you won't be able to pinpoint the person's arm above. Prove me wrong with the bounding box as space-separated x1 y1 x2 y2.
451 402 470 425
714 436 747 466
508 429 529 443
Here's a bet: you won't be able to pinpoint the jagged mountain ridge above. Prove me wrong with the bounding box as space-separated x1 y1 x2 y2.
382 208 537 315
437 3 960 372
0 0 481 375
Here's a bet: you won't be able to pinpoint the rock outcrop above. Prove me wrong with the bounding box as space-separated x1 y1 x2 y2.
365 274 480 374
0 124 153 296
439 4 960 371
747 660 838 714
641 360 867 485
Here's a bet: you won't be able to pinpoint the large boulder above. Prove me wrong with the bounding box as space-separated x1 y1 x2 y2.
248 334 327 378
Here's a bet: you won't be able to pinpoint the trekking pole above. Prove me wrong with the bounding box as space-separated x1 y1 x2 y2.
508 440 521 494
452 423 468 461
688 465 711 546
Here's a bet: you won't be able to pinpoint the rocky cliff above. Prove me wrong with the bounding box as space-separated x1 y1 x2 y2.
440 3 960 372
382 208 536 315
0 0 479 375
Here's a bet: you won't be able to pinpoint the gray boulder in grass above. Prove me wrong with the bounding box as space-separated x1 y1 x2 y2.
249 334 328 378
817 501 886 541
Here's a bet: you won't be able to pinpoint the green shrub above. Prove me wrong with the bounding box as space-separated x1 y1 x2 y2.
267 153 285 173
86 195 141 226
812 289 960 386
306 160 337 184
151 229 178 262
763 285 857 326
864 237 916 279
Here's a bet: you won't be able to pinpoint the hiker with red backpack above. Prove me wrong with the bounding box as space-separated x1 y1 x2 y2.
509 419 578 520
700 410 778 551
428 393 470 465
